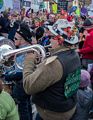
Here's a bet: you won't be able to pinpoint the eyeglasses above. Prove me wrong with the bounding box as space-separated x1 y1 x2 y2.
14 37 22 41
14 37 19 41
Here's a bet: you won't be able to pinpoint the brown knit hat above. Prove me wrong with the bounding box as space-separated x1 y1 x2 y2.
82 18 93 28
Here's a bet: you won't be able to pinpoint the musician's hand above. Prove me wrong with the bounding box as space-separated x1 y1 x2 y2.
26 52 37 60
26 52 41 64
4 55 15 67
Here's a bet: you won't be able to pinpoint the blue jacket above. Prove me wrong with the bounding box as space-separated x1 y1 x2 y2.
71 87 93 120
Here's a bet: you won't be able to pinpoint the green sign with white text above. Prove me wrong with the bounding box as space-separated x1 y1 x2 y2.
64 68 81 98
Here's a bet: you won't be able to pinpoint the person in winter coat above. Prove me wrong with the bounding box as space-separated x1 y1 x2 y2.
71 69 93 120
0 80 19 120
23 28 81 120
76 18 93 69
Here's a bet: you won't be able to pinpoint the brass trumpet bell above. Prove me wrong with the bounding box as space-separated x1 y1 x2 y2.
0 37 46 70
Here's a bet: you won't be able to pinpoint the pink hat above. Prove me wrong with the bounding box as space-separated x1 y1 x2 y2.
80 70 90 88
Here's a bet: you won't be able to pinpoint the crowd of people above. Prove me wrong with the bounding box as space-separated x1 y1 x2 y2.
0 6 93 120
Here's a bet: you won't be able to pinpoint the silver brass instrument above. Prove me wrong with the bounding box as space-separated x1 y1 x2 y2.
10 19 16 28
0 38 46 70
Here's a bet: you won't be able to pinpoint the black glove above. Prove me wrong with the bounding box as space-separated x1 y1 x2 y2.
5 71 23 82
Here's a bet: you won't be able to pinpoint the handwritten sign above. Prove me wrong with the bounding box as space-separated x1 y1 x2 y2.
13 0 20 12
64 68 81 98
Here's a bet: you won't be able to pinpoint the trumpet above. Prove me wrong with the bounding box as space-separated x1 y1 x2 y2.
0 38 46 69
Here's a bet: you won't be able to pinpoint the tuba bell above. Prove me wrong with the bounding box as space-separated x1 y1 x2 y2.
0 37 46 70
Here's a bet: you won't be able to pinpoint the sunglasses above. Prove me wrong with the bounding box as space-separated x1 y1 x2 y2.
14 37 19 41
14 37 22 41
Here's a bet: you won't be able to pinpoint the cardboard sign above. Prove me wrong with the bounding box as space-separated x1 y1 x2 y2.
53 19 73 29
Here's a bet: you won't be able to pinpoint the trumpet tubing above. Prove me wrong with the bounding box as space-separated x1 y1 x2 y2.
0 44 46 69
3 44 46 61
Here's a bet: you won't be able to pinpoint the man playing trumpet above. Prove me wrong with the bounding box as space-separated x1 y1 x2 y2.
23 19 81 120
5 22 33 120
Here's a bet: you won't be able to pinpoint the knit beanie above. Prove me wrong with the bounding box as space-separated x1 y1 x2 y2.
17 22 32 44
36 27 44 40
80 69 90 88
83 18 93 28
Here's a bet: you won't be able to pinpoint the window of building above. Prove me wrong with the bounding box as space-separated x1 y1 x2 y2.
23 1 31 7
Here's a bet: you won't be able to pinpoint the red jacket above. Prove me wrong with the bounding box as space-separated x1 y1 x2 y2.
79 29 93 60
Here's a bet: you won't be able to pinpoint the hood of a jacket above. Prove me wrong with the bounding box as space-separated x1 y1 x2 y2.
77 88 92 108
